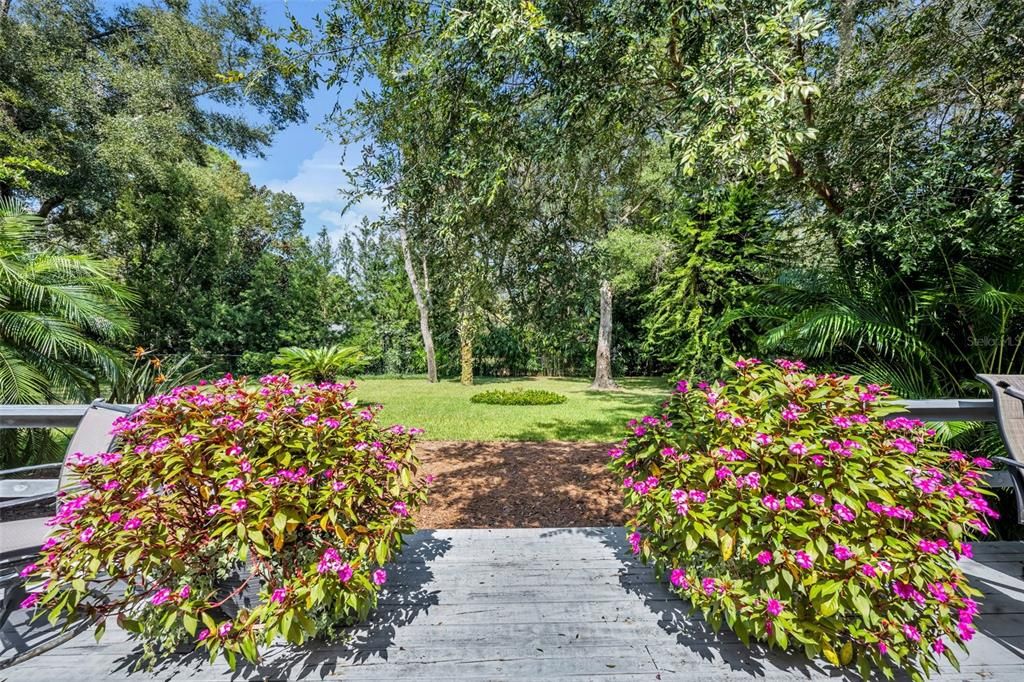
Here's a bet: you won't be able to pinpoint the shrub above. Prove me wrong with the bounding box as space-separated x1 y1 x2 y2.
19 374 427 668
608 358 996 679
470 388 568 405
271 345 370 383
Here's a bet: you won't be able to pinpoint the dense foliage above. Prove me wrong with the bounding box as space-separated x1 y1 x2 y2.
469 388 568 406
271 345 370 383
19 375 427 667
609 358 997 678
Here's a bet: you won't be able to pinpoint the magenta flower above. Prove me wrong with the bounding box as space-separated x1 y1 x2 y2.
902 624 920 642
833 545 854 561
928 582 949 603
794 551 814 570
761 495 781 512
206 504 221 516
79 527 96 543
932 639 946 654
338 563 353 582
372 569 388 586
230 499 248 513
19 563 37 578
218 622 233 637
810 493 825 506
784 495 804 510
20 593 39 609
832 503 856 523
628 532 642 554
392 501 409 517
101 479 121 491
324 418 340 428
860 564 877 577
810 455 825 467
224 478 244 492
788 442 808 455
756 550 773 565
890 438 917 454
701 577 717 595
669 568 688 588
303 413 319 426
765 599 783 616
754 433 773 446
150 588 172 606
270 588 287 604
226 444 243 457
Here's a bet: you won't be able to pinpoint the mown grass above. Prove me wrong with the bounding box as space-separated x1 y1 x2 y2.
352 375 668 442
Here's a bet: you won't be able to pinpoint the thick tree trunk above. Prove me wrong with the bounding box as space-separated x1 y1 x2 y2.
591 279 617 390
398 225 438 383
458 304 474 386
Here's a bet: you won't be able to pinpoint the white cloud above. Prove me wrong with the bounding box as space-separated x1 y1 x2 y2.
265 142 348 204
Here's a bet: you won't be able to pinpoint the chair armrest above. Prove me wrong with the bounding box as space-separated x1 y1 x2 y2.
0 491 57 511
994 456 1024 471
0 463 62 477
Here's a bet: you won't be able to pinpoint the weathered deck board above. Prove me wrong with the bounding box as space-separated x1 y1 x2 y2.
5 528 1024 680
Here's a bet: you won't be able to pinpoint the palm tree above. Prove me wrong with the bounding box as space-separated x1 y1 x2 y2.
271 345 370 383
739 263 1024 398
1 200 137 465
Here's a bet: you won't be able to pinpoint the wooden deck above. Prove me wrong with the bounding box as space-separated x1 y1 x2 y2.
4 528 1024 680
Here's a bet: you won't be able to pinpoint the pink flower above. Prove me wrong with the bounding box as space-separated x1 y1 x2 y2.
226 445 243 457
928 582 949 603
932 639 946 654
810 455 825 467
218 622 233 637
832 503 856 523
319 547 343 574
833 545 855 561
788 442 808 455
754 433 773 446
918 538 948 554
756 551 773 565
206 504 221 516
860 564 877 577
101 479 120 491
303 413 319 426
79 527 96 543
20 593 39 609
784 495 804 510
832 416 852 428
332 480 348 491
669 568 688 588
372 569 388 585
878 640 888 655
628 531 642 554
794 551 814 570
150 588 172 606
890 438 917 454
701 577 717 595
715 466 733 480
197 628 210 641
766 599 784 616
270 588 287 604
224 478 244 492
337 563 353 582
230 499 248 513
19 563 37 578
761 495 781 512
810 494 825 506
902 624 920 642
392 501 409 517
972 457 993 469
877 560 892 573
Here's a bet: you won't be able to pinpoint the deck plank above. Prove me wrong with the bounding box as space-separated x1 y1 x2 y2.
5 528 1024 680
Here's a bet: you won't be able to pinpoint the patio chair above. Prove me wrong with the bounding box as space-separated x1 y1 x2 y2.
978 374 1024 524
0 399 132 668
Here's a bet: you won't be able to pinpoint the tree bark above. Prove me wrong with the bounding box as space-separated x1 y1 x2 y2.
458 303 474 386
398 224 438 382
591 279 617 390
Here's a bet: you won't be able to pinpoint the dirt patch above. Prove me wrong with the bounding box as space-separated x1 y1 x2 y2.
412 441 626 528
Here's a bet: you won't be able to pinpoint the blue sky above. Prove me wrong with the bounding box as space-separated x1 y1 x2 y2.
227 1 384 241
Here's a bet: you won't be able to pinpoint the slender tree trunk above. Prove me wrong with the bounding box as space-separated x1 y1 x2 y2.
591 279 617 390
398 224 437 383
458 303 474 386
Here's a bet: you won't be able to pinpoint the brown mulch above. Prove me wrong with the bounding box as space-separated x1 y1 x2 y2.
411 441 626 528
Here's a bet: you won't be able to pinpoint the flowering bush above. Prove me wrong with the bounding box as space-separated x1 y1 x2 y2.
609 358 997 679
20 374 427 668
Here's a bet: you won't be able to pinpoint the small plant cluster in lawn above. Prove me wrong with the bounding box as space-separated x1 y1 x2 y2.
19 374 428 668
609 358 998 680
469 388 568 405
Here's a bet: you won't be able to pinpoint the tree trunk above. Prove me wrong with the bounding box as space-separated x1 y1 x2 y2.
398 224 438 383
458 304 474 386
591 279 617 390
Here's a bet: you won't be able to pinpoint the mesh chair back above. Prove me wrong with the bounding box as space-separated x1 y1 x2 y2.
977 374 1024 523
55 400 134 502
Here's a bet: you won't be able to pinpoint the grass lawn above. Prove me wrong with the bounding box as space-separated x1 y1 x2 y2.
352 375 668 442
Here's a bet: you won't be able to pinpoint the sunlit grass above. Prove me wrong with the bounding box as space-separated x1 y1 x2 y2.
352 375 668 442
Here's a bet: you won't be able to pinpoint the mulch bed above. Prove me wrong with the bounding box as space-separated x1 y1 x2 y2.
412 441 626 528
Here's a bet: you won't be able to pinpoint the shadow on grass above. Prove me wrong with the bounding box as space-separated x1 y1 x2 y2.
111 532 451 680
